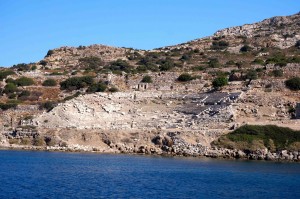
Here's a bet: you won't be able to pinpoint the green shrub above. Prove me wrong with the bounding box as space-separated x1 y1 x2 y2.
208 58 220 68
18 90 31 97
13 63 30 71
3 83 18 94
289 56 300 64
177 73 193 82
31 65 37 70
192 66 205 71
272 69 283 77
212 77 228 88
42 79 57 87
0 70 15 81
60 76 94 91
79 56 103 70
0 102 18 110
211 40 229 50
49 71 67 76
87 82 107 93
266 54 287 67
136 65 148 73
159 59 175 71
15 77 35 86
220 125 300 151
252 58 264 65
141 75 152 83
109 59 132 72
285 77 300 91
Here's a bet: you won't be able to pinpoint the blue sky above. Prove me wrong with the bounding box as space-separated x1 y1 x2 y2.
0 0 299 67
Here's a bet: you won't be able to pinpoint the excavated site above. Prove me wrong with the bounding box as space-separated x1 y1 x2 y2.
1 12 300 161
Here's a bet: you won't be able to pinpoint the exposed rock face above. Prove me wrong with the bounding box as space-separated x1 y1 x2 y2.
214 13 300 49
162 12 300 51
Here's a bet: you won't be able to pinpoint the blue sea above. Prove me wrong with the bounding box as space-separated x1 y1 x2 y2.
0 150 299 199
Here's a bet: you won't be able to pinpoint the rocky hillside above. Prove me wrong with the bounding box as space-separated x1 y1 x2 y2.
1 12 300 161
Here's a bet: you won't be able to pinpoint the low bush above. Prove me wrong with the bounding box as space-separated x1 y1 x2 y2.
208 58 220 68
272 69 283 77
60 76 94 91
177 73 193 82
285 77 300 91
79 56 103 70
87 82 107 93
0 102 18 110
212 76 228 88
211 40 229 50
0 70 15 81
141 75 152 83
3 83 18 94
15 77 35 86
42 79 57 87
213 125 300 151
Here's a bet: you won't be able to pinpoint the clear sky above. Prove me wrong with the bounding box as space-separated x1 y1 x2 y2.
0 0 299 67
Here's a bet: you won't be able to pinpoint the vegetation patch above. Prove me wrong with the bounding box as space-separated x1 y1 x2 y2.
285 77 300 91
213 125 300 152
15 77 35 86
42 79 57 87
211 41 229 50
212 76 228 88
0 70 15 81
141 75 152 83
177 73 194 82
60 76 94 91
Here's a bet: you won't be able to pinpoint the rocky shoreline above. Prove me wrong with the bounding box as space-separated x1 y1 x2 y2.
1 143 299 162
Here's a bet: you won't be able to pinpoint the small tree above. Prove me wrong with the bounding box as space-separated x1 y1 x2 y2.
177 73 193 82
285 77 300 91
212 77 228 88
42 79 57 87
141 75 152 83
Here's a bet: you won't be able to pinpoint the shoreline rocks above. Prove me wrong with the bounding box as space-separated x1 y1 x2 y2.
1 143 299 162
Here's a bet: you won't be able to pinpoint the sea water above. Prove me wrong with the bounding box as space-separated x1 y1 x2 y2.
0 150 299 199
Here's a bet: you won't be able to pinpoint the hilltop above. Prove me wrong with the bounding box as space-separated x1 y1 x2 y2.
0 12 300 161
